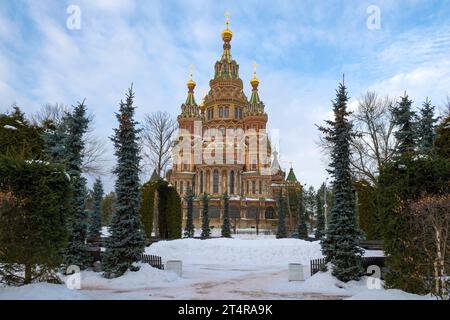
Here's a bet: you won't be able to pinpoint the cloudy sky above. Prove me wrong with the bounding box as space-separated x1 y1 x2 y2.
1 0 450 192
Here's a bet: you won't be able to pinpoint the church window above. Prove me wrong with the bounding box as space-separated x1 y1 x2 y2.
259 181 262 194
265 207 275 219
246 181 249 194
252 181 256 194
224 107 230 117
187 181 190 193
219 107 224 118
235 107 242 119
230 171 235 194
200 171 204 194
180 181 184 195
213 170 219 193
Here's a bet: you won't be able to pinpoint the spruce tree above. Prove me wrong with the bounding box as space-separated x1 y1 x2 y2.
276 191 287 239
297 191 308 239
392 93 416 157
88 178 103 239
434 112 450 158
64 101 90 269
417 98 438 153
315 183 325 240
319 80 363 282
103 86 146 278
42 116 69 166
221 192 231 238
201 192 210 239
184 188 195 238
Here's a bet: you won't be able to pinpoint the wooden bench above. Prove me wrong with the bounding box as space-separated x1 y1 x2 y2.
310 256 387 279
140 254 164 270
360 240 383 250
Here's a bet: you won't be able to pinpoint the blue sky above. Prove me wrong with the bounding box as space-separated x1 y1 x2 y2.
1 0 450 192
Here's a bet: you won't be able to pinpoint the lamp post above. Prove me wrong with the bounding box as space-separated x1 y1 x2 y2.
323 177 329 230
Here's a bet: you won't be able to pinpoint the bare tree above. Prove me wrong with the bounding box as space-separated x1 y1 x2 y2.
31 103 69 125
410 195 449 299
349 92 398 184
141 111 177 178
317 91 397 185
31 103 108 176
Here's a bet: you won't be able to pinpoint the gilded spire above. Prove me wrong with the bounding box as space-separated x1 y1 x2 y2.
250 62 260 89
249 62 261 104
187 64 196 92
221 11 233 62
221 11 233 42
185 65 197 106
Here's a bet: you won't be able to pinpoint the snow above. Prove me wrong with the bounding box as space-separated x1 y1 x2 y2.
0 238 434 300
348 289 434 300
3 125 17 130
146 238 323 266
76 263 179 291
0 283 88 300
101 226 110 237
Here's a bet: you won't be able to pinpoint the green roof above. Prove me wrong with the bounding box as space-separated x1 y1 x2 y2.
185 92 197 106
286 168 298 182
249 89 261 104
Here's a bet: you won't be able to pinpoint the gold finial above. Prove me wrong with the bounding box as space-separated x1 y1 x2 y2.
187 64 196 91
222 11 233 42
250 61 260 89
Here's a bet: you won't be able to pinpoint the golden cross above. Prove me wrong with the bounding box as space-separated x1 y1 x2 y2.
189 64 193 80
253 62 257 76
225 11 230 28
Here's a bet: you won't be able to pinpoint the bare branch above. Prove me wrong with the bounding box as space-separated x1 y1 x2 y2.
141 111 177 178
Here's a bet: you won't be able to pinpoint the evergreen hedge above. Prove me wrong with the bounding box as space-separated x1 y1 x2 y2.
0 156 71 285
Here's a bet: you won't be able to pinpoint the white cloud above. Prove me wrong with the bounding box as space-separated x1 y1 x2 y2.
2 0 450 192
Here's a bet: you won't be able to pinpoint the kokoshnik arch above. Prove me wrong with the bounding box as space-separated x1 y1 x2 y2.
168 15 300 229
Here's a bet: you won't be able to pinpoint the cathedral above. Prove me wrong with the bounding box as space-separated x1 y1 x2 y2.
168 16 299 230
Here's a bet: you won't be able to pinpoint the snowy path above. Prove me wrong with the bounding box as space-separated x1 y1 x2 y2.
77 263 350 300
0 238 431 300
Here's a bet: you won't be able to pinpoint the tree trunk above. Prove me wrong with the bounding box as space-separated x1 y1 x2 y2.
153 190 159 238
285 188 293 233
24 264 32 284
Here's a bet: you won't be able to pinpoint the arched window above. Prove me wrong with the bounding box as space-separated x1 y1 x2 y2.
219 107 224 118
252 181 256 194
200 171 204 194
209 206 220 218
180 181 184 195
230 171 235 194
229 206 240 219
213 170 219 193
265 207 275 219
259 181 262 194
247 207 259 219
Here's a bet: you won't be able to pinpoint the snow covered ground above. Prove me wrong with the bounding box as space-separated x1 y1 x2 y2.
0 237 434 300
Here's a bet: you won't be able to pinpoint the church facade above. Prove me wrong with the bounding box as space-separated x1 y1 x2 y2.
168 18 298 230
